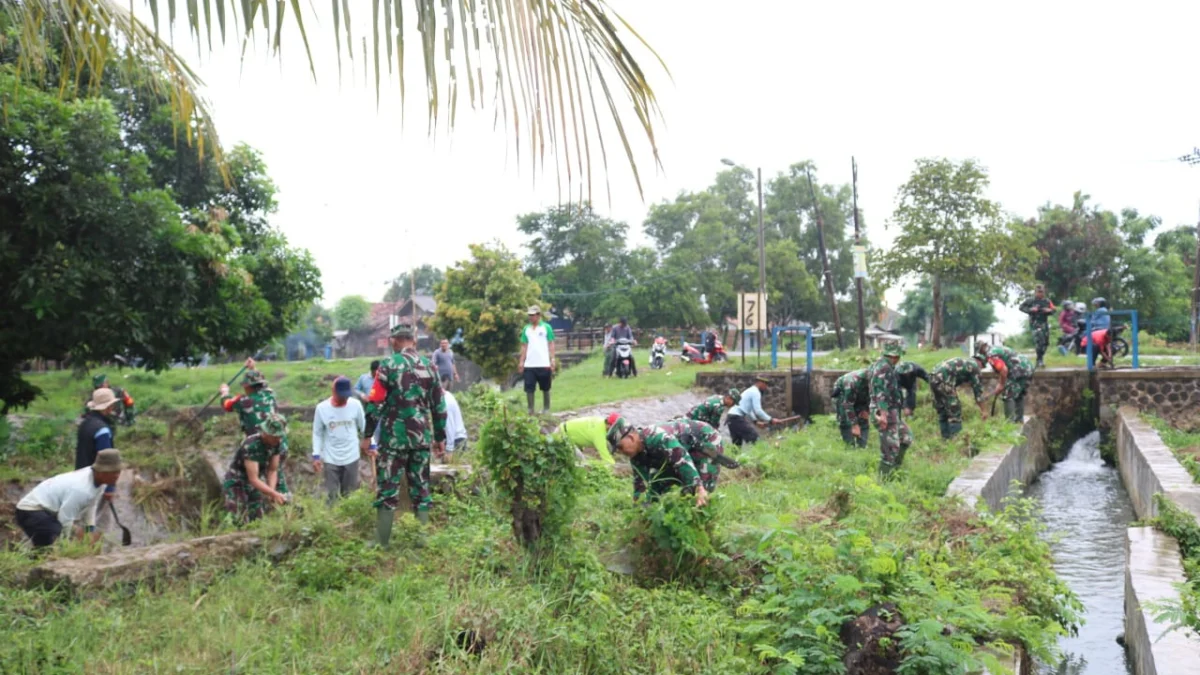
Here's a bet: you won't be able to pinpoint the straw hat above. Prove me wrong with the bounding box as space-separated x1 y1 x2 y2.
87 388 118 411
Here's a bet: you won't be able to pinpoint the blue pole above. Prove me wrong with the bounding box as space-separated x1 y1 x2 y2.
1131 310 1139 370
771 327 779 369
806 327 813 375
1085 314 1094 372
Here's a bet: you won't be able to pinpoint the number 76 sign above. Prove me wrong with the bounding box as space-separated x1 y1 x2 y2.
738 293 768 330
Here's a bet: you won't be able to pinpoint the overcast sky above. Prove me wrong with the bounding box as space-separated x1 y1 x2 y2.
173 0 1200 334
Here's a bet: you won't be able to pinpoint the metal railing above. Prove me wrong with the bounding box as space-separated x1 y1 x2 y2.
770 326 813 374
1085 309 1140 371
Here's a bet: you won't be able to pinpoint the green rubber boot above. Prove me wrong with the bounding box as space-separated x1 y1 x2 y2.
938 421 951 439
1003 398 1017 422
374 508 395 548
416 509 430 526
946 422 963 438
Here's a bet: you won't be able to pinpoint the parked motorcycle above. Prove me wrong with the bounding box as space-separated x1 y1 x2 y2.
614 338 635 378
649 337 667 370
680 339 727 364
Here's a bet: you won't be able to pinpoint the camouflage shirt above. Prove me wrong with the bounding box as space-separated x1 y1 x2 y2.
226 434 285 482
894 361 928 411
987 345 1021 372
1019 297 1055 327
931 357 985 402
660 419 724 459
686 395 726 428
223 387 278 434
630 424 701 497
832 369 870 426
867 356 902 415
372 347 447 451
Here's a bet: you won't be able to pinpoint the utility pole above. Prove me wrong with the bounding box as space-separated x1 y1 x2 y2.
806 167 845 349
1178 149 1200 350
757 167 766 367
851 158 866 350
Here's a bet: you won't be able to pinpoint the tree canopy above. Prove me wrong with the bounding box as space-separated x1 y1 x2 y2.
384 264 446 303
0 66 320 410
898 279 997 344
333 296 372 333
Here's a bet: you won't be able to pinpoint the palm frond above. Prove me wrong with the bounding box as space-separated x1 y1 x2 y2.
4 0 666 198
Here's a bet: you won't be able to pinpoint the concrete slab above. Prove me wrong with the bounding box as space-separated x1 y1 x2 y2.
946 417 1050 512
1124 527 1200 675
1115 408 1200 522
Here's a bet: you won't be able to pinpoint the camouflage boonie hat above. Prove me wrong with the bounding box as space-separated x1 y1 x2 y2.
389 324 414 339
605 415 634 449
726 388 741 401
882 343 905 357
259 412 288 437
92 374 108 388
242 369 266 387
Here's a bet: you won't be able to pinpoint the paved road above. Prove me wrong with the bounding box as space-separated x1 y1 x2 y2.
563 390 711 428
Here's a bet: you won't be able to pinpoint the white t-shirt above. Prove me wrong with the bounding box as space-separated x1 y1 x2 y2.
521 321 555 368
312 397 366 466
17 467 105 528
444 391 468 451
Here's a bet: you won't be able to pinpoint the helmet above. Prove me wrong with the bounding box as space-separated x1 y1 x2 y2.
1092 297 1107 308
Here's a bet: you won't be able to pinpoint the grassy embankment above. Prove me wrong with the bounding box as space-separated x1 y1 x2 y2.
0 367 1079 673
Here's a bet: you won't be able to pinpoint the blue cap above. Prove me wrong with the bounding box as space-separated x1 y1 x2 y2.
334 376 353 397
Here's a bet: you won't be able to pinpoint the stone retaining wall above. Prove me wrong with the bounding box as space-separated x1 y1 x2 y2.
1124 527 1200 675
693 371 793 418
945 417 1050 511
1100 369 1200 431
1115 407 1200 521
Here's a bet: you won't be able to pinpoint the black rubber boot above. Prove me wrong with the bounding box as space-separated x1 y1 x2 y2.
526 392 535 415
947 422 962 438
1004 399 1017 422
939 421 951 439
542 391 551 414
374 508 395 548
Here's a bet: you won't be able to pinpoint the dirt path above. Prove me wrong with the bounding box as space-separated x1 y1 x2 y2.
94 469 173 550
563 390 711 428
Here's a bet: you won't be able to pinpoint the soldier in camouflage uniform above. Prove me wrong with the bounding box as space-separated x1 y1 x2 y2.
1018 285 1056 369
868 343 913 477
929 354 989 439
659 418 735 491
606 416 709 506
85 374 136 425
366 325 447 547
980 342 1033 422
685 388 740 429
222 412 290 524
831 369 871 447
220 367 278 436
894 361 929 416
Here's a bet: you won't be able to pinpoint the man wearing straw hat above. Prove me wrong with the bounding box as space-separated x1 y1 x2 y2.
15 449 123 547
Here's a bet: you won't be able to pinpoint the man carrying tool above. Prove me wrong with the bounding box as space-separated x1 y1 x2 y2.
726 375 777 446
223 413 291 524
980 341 1033 422
605 416 709 506
84 374 136 425
868 343 913 477
831 369 871 447
554 416 615 465
15 449 122 547
1019 284 1056 369
219 358 278 436
895 362 929 417
312 377 367 504
685 389 740 429
367 324 446 547
658 418 739 492
929 354 989 439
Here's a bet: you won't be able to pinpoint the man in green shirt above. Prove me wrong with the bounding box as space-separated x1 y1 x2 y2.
517 305 557 415
554 416 615 465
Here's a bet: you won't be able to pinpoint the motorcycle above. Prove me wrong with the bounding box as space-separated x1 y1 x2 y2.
680 339 727 364
614 338 635 378
649 337 667 370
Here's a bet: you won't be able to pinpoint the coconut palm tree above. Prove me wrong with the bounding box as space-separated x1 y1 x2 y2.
1 0 665 195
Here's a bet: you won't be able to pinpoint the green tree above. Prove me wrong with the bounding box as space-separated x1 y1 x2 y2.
876 158 1036 347
5 0 665 196
427 243 542 380
333 296 372 332
383 264 446 303
0 69 320 410
592 249 708 329
898 280 997 344
518 203 630 323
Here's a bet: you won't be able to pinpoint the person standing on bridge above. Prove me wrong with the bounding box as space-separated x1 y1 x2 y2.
979 341 1033 422
868 343 912 477
605 416 709 506
726 376 776 446
1019 284 1057 369
219 358 278 436
929 354 989 439
832 369 871 448
684 388 740 429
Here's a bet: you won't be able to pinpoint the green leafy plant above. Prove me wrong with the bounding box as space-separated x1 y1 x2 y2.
628 490 727 582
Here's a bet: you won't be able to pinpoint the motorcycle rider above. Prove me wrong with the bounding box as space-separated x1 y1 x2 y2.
703 329 717 360
1089 298 1111 330
649 335 668 367
1057 301 1080 356
605 318 637 377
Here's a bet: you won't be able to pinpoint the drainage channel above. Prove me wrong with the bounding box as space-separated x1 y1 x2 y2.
1027 431 1133 675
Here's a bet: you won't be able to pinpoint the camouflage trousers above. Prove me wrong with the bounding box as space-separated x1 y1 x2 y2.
929 374 963 425
873 410 912 473
374 447 432 513
838 421 869 448
1032 323 1050 357
1004 369 1032 422
222 471 290 524
693 454 720 492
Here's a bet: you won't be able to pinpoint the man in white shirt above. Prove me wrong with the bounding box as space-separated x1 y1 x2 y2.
441 376 469 454
726 375 777 446
517 305 557 415
312 377 367 503
16 449 122 547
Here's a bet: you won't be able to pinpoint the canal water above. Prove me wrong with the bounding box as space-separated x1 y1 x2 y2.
1028 431 1133 675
